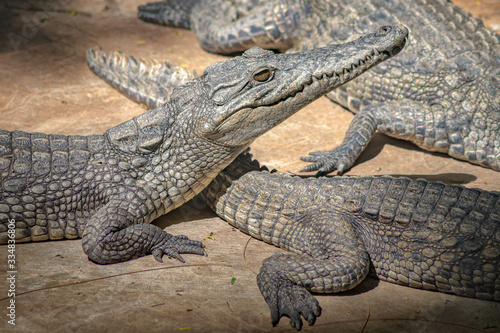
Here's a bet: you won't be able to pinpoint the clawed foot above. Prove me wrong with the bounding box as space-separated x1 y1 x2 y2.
152 234 206 263
300 146 354 175
258 273 321 330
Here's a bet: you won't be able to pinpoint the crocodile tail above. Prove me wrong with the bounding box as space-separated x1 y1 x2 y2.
138 0 199 28
86 48 194 110
189 0 300 54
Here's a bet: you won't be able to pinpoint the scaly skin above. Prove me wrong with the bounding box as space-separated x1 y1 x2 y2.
201 150 500 330
0 26 408 264
138 0 500 173
87 51 194 110
85 17 498 328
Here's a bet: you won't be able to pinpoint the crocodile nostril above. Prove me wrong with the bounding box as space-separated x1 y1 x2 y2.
375 26 391 37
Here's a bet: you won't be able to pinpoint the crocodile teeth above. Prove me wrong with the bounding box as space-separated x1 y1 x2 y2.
351 64 359 75
343 68 350 80
339 71 344 82
313 73 323 80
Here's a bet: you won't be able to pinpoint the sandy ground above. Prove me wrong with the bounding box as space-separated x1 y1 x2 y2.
0 1 499 332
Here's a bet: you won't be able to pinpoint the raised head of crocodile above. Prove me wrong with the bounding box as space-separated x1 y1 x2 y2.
0 26 408 264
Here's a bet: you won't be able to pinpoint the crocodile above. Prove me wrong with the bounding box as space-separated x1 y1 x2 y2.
138 0 500 173
200 149 500 330
0 26 408 264
85 24 498 330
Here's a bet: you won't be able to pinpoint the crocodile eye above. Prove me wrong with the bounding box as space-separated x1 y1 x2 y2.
253 68 273 82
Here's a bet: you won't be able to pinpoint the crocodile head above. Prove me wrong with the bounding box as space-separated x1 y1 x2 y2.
173 25 408 147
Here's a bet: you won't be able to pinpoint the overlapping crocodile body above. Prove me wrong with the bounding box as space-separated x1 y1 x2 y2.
1 26 407 265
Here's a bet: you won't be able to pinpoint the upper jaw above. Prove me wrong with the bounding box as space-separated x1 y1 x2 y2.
257 25 409 108
299 25 408 96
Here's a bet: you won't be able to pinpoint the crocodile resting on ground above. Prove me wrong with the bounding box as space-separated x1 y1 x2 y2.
0 26 407 264
86 31 499 331
138 0 500 173
201 150 499 329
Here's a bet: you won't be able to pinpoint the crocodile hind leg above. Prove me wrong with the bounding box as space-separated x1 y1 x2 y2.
257 251 370 330
255 210 370 330
81 187 206 264
301 100 455 174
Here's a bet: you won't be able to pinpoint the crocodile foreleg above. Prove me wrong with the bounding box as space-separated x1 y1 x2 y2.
302 98 498 173
255 209 370 330
81 186 206 264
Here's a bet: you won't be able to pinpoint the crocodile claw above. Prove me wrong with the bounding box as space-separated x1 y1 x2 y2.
258 270 321 331
152 234 206 263
273 284 321 330
300 147 354 175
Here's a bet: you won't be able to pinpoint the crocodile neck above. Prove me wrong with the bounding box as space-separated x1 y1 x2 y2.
103 92 244 214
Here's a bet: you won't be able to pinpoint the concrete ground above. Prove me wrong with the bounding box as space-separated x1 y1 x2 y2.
0 0 499 332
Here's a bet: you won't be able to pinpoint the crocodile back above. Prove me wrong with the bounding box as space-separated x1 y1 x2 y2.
296 0 500 111
300 0 499 58
288 0 500 170
0 130 108 242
